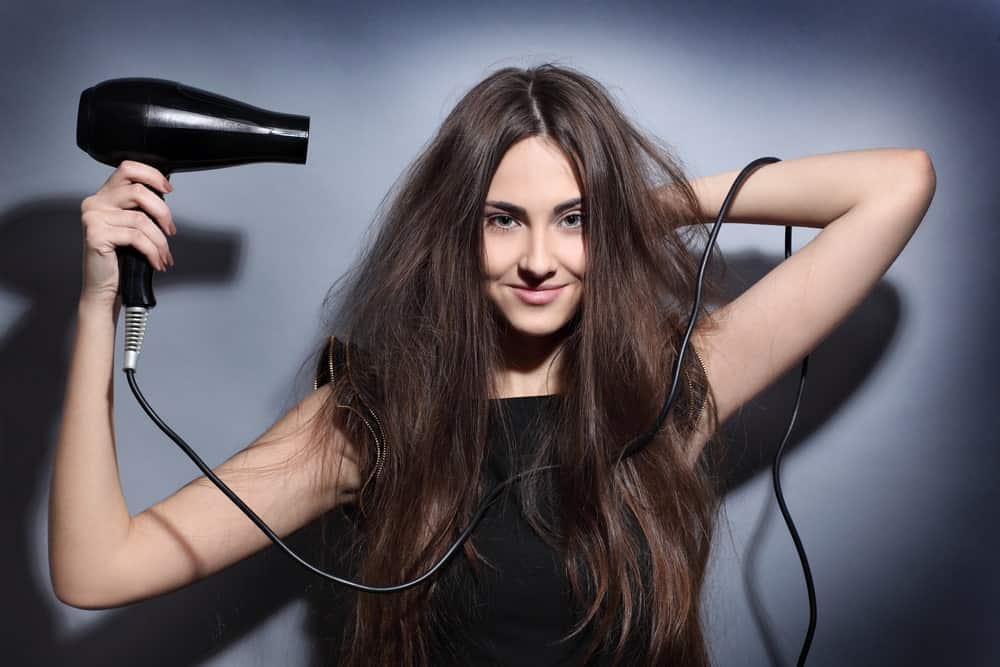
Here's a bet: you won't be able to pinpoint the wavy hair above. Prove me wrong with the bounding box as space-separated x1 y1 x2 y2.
290 62 728 666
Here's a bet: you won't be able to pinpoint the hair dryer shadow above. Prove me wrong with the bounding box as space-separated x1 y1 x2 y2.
0 197 303 666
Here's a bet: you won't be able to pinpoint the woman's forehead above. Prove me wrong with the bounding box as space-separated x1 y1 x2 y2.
487 137 581 206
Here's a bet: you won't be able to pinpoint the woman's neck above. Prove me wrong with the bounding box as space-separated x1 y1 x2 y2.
494 328 566 398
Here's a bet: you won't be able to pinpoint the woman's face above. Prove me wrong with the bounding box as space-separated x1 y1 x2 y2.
482 136 585 338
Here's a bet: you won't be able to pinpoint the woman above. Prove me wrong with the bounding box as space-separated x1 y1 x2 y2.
49 63 936 665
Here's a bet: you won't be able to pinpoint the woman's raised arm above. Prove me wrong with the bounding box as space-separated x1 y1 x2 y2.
677 148 936 444
49 161 359 609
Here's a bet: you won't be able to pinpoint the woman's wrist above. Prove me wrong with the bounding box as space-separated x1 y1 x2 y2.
78 290 121 321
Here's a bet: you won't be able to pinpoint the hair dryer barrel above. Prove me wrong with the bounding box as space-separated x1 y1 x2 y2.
76 77 309 174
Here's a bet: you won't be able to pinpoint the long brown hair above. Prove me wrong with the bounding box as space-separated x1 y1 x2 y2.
295 62 728 665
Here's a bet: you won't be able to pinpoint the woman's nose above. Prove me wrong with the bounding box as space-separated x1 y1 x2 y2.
517 228 558 278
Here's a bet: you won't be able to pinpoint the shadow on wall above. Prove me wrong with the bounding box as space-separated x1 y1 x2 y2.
706 246 902 667
0 196 301 667
709 247 902 493
4 200 899 665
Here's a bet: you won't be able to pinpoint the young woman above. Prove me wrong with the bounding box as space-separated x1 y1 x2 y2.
49 63 936 665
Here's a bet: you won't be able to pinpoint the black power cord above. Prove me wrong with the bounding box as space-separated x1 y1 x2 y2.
123 155 815 663
774 224 815 667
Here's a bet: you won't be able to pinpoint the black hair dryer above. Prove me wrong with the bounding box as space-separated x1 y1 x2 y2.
76 77 309 370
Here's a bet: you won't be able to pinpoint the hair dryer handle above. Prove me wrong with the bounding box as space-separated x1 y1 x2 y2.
116 182 165 309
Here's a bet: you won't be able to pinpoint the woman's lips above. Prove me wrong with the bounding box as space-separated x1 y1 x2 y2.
510 285 565 305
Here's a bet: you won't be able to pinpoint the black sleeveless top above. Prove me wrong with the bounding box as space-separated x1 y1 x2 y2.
312 337 708 665
446 393 583 665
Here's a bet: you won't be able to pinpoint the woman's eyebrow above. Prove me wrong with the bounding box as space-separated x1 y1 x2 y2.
484 197 582 218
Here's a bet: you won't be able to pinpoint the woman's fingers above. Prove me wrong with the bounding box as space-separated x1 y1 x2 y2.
81 186 174 264
79 160 178 302
108 209 174 267
100 159 172 197
104 181 177 236
104 224 170 272
85 159 176 236
96 161 175 234
82 207 172 270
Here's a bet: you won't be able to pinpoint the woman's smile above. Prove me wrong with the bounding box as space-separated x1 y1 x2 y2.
510 284 565 305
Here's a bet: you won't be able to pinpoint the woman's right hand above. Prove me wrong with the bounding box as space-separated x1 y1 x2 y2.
79 160 177 305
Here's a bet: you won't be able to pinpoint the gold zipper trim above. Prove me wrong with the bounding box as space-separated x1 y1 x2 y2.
688 345 707 422
312 335 386 489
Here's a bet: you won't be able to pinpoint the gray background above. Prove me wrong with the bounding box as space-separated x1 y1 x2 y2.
2 0 997 665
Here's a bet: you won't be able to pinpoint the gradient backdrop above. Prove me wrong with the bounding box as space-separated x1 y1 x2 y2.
1 1 997 665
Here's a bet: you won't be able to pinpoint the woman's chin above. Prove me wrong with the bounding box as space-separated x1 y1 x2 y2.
501 313 577 339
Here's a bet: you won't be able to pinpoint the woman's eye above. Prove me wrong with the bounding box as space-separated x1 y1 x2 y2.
485 212 584 230
487 214 517 230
